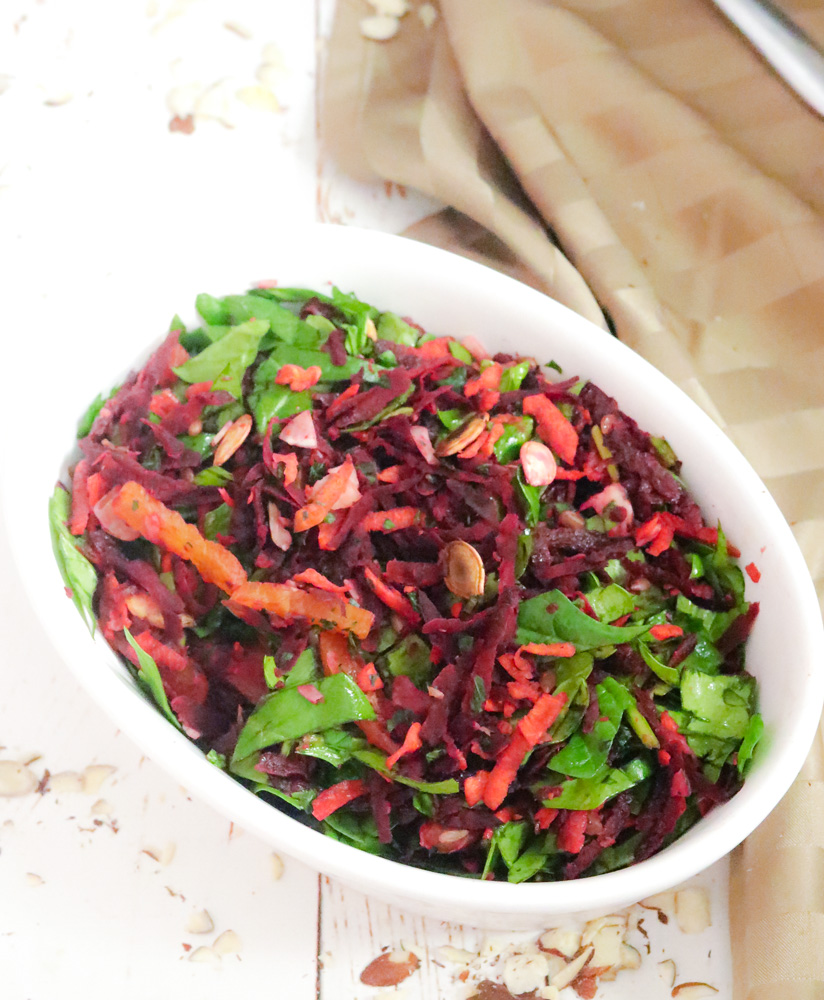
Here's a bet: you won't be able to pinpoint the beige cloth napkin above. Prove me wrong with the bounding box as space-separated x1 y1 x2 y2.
322 1 824 995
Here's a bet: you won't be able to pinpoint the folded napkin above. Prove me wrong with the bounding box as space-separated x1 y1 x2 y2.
323 2 824 995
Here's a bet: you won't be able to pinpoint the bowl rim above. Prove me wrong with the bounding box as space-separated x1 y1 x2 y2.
4 223 823 920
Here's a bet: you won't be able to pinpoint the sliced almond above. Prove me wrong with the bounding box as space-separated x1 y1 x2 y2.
188 945 220 966
435 414 486 457
538 927 581 959
443 540 485 599
620 944 641 970
186 909 214 935
437 946 476 965
418 3 438 28
584 922 624 968
124 593 165 628
659 959 677 987
270 852 284 880
82 765 116 795
671 984 719 999
364 316 378 341
0 761 38 797
369 0 410 14
25 872 44 887
675 888 711 934
360 14 400 40
640 890 676 923
213 413 253 466
213 929 242 955
360 950 420 986
503 953 550 996
268 502 292 551
48 770 84 794
237 84 280 112
91 798 113 816
550 945 594 991
539 987 560 1000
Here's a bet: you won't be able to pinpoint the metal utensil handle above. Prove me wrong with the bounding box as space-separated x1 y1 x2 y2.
711 0 824 116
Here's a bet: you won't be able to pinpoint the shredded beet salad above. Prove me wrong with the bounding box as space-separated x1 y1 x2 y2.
50 283 763 882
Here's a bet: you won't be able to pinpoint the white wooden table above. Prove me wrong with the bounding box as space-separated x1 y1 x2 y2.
0 3 732 997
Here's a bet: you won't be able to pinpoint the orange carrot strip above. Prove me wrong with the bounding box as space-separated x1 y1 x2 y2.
69 460 92 535
86 472 107 510
325 383 359 420
482 731 530 812
464 771 489 808
105 481 247 593
275 364 322 391
360 507 422 533
363 567 421 623
319 630 399 755
386 722 422 769
535 806 558 830
557 810 589 854
229 581 373 640
649 624 684 641
745 562 761 583
291 568 349 596
294 458 355 533
311 779 367 821
376 465 402 483
415 337 454 359
482 692 567 810
518 642 577 658
464 363 502 399
522 394 578 465
356 662 384 692
135 630 189 673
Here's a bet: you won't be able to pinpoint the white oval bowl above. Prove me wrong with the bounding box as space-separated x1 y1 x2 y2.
5 224 822 929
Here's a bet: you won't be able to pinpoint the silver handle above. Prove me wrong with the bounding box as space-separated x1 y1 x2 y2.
710 0 824 116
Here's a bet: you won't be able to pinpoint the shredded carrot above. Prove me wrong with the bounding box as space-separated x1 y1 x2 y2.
356 662 384 692
464 363 502 399
275 364 323 391
376 465 402 483
185 381 215 399
86 471 107 510
518 642 576 658
535 806 558 830
291 568 349 596
522 394 579 465
482 731 530 811
269 452 298 486
105 481 247 593
475 421 505 460
386 722 422 769
482 692 567 810
149 388 179 418
229 581 374 639
363 567 421 623
319 631 399 755
69 460 92 536
325 383 359 420
415 337 454 359
557 810 588 854
311 779 367 821
294 458 356 533
359 507 422 533
506 680 542 703
135 630 189 673
464 771 489 808
649 624 684 641
457 430 489 461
